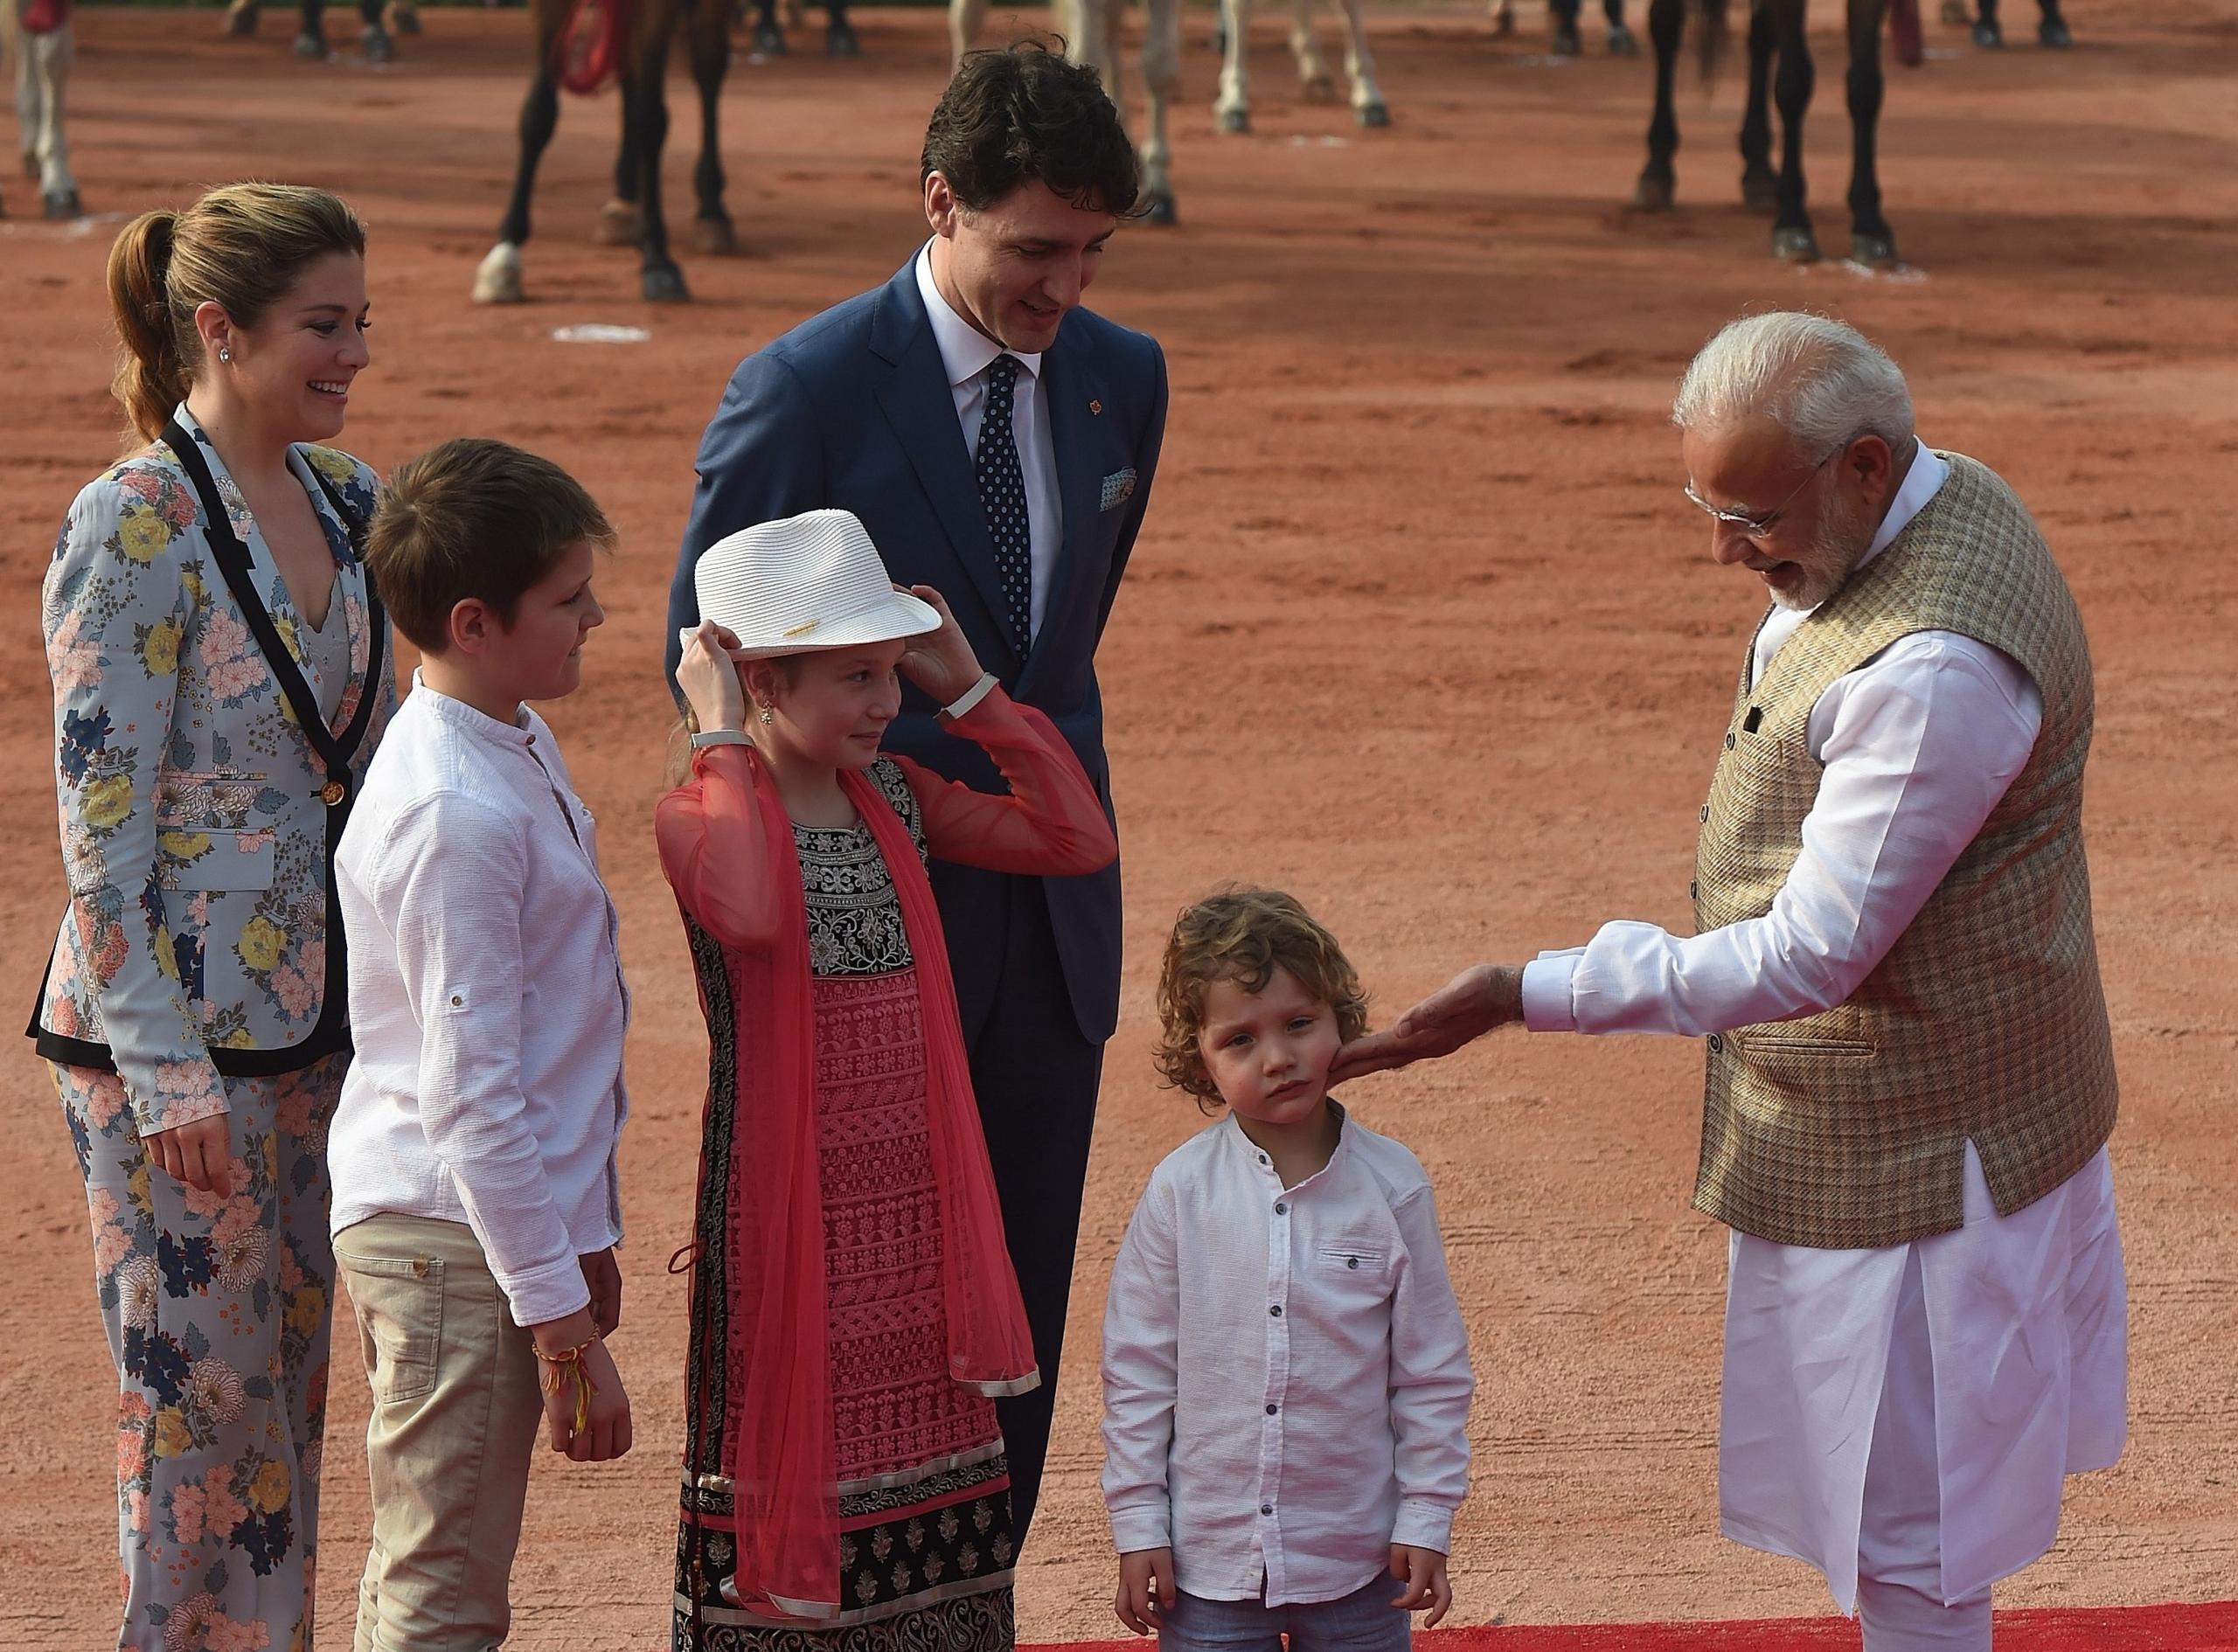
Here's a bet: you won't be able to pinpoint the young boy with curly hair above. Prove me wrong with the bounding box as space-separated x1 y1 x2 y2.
1100 887 1476 1652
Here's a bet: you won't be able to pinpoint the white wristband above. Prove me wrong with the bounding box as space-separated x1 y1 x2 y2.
942 672 998 721
689 728 752 749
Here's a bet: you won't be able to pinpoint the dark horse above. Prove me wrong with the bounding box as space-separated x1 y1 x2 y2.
1633 0 1922 267
473 0 735 303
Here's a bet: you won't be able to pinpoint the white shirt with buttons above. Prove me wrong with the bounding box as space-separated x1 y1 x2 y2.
330 675 630 1328
1100 1106 1474 1605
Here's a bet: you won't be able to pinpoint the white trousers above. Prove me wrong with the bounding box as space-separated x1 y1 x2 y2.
1855 1249 1992 1652
2 1 74 203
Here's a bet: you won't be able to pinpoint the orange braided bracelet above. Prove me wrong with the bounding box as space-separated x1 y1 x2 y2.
534 1333 601 1434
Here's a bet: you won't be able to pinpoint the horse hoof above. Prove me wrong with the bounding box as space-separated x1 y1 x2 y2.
472 243 525 304
1215 106 1250 135
2039 18 2071 45
387 0 421 32
1143 191 1178 227
1607 24 1637 54
597 199 642 245
1851 231 1899 269
692 215 737 255
1741 171 1778 212
825 19 859 55
1356 101 1390 128
361 24 395 61
1551 26 1581 57
1491 0 1516 35
1631 174 1674 212
751 20 787 53
293 29 327 57
45 190 83 220
643 264 692 303
1937 0 1967 21
1971 18 2002 45
224 0 260 37
1772 226 1822 263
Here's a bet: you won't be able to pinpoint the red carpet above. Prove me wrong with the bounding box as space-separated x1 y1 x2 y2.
1032 1600 2238 1651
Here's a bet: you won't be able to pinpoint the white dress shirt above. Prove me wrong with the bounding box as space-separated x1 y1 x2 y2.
330 677 630 1328
1510 445 2126 1609
914 241 1063 640
1101 1108 1474 1606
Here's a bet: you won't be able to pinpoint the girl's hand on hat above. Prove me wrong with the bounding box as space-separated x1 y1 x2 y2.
677 621 748 735
896 584 984 705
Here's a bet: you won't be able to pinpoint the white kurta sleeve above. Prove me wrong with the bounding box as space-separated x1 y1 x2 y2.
1100 1174 1181 1555
1524 633 2043 1038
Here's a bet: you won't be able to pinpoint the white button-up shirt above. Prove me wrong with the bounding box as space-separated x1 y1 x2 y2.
1101 1108 1474 1605
330 677 630 1328
915 241 1063 641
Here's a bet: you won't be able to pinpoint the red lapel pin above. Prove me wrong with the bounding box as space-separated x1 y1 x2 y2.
1089 399 1102 415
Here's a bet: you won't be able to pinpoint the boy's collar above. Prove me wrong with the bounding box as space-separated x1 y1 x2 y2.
411 669 535 746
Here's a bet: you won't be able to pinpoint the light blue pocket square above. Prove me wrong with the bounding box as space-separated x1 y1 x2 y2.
1100 468 1137 512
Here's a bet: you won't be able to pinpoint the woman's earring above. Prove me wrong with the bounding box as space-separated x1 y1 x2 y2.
218 347 232 363
758 707 775 727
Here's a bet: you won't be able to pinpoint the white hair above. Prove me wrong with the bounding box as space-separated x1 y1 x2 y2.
1672 311 1915 455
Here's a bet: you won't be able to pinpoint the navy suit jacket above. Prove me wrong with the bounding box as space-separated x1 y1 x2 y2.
665 258 1169 1045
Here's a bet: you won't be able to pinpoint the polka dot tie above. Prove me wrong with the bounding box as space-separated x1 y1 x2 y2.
975 353 1033 656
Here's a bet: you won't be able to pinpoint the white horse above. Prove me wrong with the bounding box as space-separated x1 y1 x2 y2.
2 0 79 219
947 0 1387 226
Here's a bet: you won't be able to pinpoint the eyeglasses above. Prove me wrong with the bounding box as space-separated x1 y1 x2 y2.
1684 442 1845 539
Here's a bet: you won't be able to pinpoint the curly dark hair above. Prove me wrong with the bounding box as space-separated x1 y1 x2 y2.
921 38 1140 217
1155 887 1371 1111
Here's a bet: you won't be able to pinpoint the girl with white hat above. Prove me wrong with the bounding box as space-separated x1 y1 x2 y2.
659 509 1117 1647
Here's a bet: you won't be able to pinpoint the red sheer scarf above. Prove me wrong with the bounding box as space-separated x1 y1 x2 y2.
711 753 1039 1619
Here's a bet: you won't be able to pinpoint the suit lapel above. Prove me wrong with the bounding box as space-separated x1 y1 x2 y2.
1021 328 1111 698
868 265 1019 669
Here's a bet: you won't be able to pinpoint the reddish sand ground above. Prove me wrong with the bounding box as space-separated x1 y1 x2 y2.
3 3 2235 1647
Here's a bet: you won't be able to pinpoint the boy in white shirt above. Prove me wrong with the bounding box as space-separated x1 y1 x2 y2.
1102 888 1475 1652
330 438 633 1651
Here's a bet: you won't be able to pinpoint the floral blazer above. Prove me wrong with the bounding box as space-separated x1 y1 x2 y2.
32 404 394 1135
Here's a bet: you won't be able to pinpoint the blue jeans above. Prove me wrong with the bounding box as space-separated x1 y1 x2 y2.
1158 1576 1411 1652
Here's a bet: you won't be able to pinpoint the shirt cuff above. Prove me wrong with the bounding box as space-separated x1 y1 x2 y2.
1392 1500 1456 1555
941 672 999 721
493 1254 594 1329
1108 1506 1173 1555
1520 953 1581 1032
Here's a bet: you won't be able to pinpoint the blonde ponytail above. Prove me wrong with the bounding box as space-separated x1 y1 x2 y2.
107 210 189 445
101 183 367 447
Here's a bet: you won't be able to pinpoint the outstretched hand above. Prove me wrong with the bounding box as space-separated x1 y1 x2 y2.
896 585 985 707
1327 963 1526 1085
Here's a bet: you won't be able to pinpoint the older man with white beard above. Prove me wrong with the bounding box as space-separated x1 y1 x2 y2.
1338 311 2128 1652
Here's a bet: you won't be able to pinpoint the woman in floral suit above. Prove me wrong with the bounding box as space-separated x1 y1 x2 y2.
29 182 391 1652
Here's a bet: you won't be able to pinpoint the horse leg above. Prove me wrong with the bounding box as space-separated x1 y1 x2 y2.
1288 0 1335 101
1938 0 1965 21
1972 0 2001 45
688 0 737 252
358 0 395 60
29 20 80 216
1491 0 1515 36
1140 0 1180 222
222 0 262 38
1213 0 1252 132
474 46 561 302
1739 0 1776 208
1766 0 1818 260
626 52 689 301
295 0 328 56
824 0 858 55
1844 0 1896 265
1606 0 1637 54
748 0 786 54
1333 0 1388 124
2035 0 2068 46
1632 0 1684 208
948 0 989 71
386 0 422 35
1550 0 1581 56
601 105 643 245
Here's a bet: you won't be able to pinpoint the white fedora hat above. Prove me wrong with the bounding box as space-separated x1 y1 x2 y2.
695 510 941 660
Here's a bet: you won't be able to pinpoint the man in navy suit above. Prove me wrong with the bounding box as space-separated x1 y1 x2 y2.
664 42 1167 1544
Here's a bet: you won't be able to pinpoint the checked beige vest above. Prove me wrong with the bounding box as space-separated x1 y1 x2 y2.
1690 453 2117 1249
